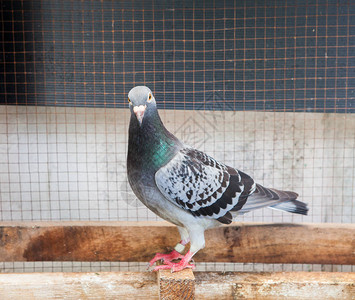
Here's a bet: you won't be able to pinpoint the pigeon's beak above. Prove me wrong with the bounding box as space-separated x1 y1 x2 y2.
133 105 146 126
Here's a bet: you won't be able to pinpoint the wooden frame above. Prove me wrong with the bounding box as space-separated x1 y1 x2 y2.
1 221 354 299
0 271 354 299
1 221 354 264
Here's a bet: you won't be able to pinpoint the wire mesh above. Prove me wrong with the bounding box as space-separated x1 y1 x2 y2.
0 0 354 273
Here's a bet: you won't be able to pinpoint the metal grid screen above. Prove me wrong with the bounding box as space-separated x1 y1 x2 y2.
2 0 354 112
0 0 354 273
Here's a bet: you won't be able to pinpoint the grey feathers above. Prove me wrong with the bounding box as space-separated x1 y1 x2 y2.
128 86 154 106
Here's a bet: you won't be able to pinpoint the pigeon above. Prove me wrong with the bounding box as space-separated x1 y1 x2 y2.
127 86 308 272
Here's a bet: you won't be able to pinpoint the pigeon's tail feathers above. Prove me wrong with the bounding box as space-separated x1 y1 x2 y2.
270 199 308 215
236 184 308 216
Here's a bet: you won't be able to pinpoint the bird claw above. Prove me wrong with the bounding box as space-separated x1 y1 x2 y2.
148 250 184 267
172 262 195 273
153 261 195 272
149 250 195 272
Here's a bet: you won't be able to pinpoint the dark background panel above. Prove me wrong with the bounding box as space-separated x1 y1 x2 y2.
0 0 354 112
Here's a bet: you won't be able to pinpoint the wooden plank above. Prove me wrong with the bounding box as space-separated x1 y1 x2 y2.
194 272 355 300
0 272 354 300
158 269 195 300
0 272 158 300
0 221 354 265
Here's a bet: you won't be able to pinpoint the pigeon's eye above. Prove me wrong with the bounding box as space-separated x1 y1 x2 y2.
128 97 131 104
147 93 152 103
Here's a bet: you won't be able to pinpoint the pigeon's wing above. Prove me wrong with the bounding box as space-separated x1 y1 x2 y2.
237 184 308 215
155 147 256 224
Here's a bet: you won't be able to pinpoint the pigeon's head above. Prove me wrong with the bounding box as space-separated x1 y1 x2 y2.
128 86 157 126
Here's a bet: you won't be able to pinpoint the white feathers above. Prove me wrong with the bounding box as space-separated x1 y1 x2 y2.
155 149 230 212
154 147 249 222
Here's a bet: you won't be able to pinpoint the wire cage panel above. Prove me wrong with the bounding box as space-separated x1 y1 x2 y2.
0 0 354 273
1 0 354 112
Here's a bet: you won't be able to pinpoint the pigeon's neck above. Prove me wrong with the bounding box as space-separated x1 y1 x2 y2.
128 110 181 172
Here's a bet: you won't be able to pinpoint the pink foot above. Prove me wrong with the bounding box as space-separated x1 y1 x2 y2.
148 250 184 267
152 250 195 272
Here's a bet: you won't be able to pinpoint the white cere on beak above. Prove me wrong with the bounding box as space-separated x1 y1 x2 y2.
133 105 146 125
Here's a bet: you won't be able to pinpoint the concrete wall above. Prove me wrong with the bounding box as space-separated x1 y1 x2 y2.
0 105 354 224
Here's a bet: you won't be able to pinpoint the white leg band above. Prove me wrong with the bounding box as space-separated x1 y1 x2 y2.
174 243 185 254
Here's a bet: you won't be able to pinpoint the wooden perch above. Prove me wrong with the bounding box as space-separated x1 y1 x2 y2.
0 221 354 265
158 269 195 300
0 272 354 300
194 272 355 300
0 272 158 300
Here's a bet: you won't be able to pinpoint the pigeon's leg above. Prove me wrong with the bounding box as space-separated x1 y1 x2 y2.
148 226 190 267
153 226 205 272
